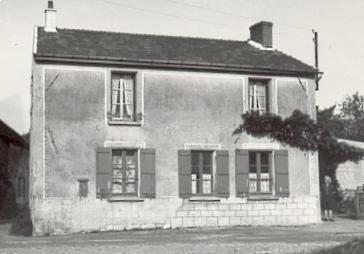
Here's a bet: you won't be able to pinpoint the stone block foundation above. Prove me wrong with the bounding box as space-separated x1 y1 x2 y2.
31 195 321 236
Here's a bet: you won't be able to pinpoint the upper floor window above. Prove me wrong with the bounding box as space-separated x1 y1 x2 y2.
111 73 136 121
249 79 269 114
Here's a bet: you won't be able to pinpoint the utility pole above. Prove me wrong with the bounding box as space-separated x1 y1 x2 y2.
312 30 319 90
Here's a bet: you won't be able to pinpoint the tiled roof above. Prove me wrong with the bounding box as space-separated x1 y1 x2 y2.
34 27 316 76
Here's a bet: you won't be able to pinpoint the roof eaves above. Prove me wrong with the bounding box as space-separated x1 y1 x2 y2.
34 53 317 77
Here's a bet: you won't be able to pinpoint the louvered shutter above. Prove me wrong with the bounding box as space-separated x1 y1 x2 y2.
274 150 289 197
96 147 112 198
235 149 249 196
216 150 230 197
140 148 156 198
178 150 192 198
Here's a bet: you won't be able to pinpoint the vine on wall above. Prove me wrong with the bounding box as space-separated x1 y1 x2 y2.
233 110 364 191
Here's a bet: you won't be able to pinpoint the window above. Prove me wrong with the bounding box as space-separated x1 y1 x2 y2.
112 149 138 195
235 149 289 197
111 73 136 121
248 151 272 194
191 151 213 195
249 79 268 114
178 150 230 198
96 147 156 199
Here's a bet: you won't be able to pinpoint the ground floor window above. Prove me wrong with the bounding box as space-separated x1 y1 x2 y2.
191 151 213 195
111 149 138 195
249 151 272 194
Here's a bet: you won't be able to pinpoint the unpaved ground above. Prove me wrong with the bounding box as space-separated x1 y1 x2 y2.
1 217 364 254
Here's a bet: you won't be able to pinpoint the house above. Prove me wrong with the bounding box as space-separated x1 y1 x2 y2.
336 139 364 191
30 1 321 236
0 119 29 218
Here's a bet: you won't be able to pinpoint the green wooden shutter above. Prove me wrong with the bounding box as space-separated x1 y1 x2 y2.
178 150 192 198
216 150 230 198
274 150 289 197
235 149 249 196
140 148 156 198
96 147 112 198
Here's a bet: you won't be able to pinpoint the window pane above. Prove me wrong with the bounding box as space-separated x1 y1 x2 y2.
126 150 137 169
249 173 257 193
249 152 257 173
203 166 211 174
261 152 269 165
249 152 256 165
202 152 212 166
191 152 199 166
260 173 271 192
112 182 123 194
126 183 136 193
203 180 212 194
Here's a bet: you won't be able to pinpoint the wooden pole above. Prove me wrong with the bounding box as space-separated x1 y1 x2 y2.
313 30 319 90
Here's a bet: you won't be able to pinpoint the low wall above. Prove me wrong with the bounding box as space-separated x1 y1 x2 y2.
31 195 321 236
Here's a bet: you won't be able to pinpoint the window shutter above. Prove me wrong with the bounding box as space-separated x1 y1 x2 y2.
140 148 156 198
274 150 289 197
216 150 229 198
235 149 249 196
96 147 112 198
178 150 192 198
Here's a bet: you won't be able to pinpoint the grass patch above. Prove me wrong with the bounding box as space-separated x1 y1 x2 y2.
310 238 364 254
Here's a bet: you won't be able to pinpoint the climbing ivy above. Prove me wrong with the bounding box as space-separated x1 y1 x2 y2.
233 110 364 191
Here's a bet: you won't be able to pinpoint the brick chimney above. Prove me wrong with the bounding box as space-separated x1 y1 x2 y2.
44 0 57 32
249 21 273 48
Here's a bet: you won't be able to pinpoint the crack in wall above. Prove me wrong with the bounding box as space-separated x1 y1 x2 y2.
45 73 60 92
46 127 58 154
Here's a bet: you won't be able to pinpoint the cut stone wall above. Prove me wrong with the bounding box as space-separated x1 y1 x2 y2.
32 195 321 236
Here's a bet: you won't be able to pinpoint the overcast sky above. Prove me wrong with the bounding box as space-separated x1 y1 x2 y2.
1 0 364 134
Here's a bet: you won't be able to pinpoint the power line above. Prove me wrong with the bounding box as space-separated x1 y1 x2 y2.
92 0 312 40
96 0 243 29
165 0 312 31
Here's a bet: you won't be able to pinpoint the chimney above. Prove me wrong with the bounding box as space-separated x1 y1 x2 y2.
44 0 57 32
249 21 273 48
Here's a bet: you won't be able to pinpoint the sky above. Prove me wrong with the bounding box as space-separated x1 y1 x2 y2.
1 0 364 134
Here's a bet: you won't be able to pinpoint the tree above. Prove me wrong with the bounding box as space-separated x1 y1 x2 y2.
318 92 364 142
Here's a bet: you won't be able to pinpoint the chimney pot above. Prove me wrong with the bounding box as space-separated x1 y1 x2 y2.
45 1 57 32
249 21 273 48
48 0 54 9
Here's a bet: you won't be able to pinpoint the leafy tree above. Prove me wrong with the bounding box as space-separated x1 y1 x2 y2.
318 92 364 142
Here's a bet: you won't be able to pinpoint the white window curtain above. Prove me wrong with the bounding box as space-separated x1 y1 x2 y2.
249 81 266 114
123 76 134 119
111 78 122 118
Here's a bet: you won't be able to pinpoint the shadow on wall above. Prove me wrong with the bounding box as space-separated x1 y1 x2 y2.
0 179 17 219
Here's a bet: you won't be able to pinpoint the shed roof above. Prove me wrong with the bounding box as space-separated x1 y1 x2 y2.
0 119 28 148
34 27 317 77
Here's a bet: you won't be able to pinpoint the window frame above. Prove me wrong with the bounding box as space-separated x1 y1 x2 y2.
248 150 273 195
191 150 215 196
108 70 142 126
110 73 136 122
248 79 270 114
111 148 139 197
